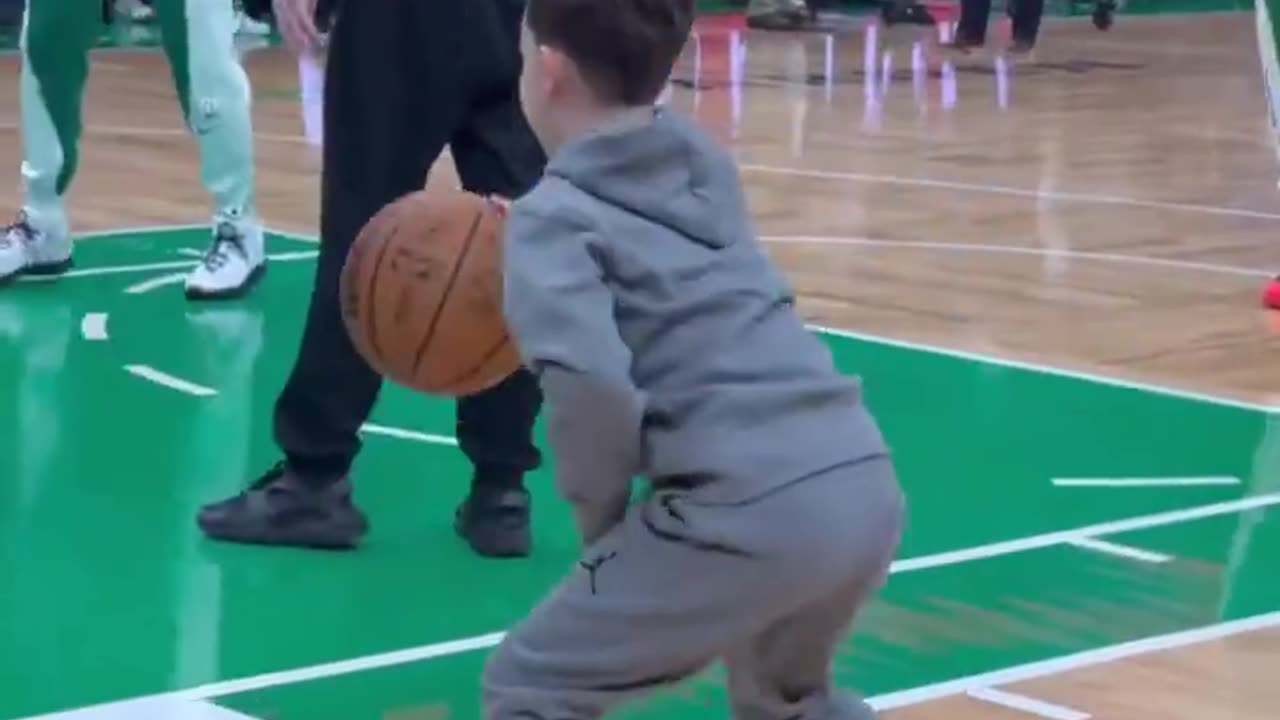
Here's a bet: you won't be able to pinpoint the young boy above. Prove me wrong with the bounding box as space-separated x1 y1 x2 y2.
485 0 903 717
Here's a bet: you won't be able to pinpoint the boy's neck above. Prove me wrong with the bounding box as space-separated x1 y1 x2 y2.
544 104 656 155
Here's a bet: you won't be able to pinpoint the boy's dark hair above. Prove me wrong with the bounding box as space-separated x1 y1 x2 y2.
526 0 695 106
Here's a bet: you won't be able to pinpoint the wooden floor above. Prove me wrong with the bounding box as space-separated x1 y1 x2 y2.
0 11 1277 719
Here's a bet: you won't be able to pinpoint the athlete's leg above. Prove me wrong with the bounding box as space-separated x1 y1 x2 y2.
1257 0 1280 308
1 0 100 282
153 0 265 300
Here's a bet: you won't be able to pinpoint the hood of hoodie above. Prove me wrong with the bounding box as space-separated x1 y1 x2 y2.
544 108 745 250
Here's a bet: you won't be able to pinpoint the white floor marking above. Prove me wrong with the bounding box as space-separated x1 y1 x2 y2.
17 251 318 283
809 324 1279 415
889 491 1280 573
177 248 206 257
124 365 217 397
19 699 260 719
262 228 1277 414
868 611 1280 710
763 235 1271 278
80 313 109 341
125 273 188 295
966 687 1091 719
1066 537 1173 564
741 163 1280 220
1052 476 1242 488
13 496 1277 719
360 423 459 446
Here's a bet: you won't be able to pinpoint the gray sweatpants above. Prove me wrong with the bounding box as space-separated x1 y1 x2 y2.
483 457 903 719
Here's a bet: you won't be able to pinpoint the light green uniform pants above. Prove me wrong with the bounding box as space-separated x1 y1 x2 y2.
18 0 255 233
1258 0 1280 165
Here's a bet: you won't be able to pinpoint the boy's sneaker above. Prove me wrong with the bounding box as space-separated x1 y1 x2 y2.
0 212 72 284
455 486 532 558
185 215 266 300
197 461 370 549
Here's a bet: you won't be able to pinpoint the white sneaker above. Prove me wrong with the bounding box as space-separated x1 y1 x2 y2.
0 211 73 284
184 216 267 300
128 1 155 22
235 12 272 36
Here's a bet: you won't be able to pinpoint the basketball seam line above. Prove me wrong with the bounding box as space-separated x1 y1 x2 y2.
440 331 514 391
365 224 400 367
410 206 486 377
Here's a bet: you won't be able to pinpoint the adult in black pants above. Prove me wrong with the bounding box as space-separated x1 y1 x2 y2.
197 0 545 557
953 0 1043 53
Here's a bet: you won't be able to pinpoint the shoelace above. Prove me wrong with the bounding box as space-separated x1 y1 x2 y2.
199 223 247 272
1 213 35 250
249 461 288 491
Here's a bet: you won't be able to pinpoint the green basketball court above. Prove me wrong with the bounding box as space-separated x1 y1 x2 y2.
0 227 1276 719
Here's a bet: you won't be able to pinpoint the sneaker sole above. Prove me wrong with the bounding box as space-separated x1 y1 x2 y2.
0 257 74 287
455 517 532 558
185 261 268 302
198 514 367 551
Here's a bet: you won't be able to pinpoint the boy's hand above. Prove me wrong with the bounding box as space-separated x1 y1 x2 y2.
487 195 513 218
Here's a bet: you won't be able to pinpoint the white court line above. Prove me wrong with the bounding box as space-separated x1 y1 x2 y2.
124 365 217 397
1066 537 1172 564
740 163 1280 221
125 273 188 295
1052 476 1242 488
966 687 1091 719
12 494 1277 719
17 251 318 283
811 324 1280 415
890 492 1280 573
260 228 1278 415
360 423 459 446
24 699 259 720
868 610 1280 710
80 313 109 341
763 235 1272 279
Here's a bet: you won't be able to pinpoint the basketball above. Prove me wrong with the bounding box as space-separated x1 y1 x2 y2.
340 189 521 397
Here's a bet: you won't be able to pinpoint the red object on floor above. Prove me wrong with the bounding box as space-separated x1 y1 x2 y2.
1264 276 1280 310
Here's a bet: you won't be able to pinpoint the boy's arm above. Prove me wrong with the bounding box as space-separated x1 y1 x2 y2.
503 204 644 545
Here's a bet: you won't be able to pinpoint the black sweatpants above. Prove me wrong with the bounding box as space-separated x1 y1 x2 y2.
955 0 1043 46
274 0 545 487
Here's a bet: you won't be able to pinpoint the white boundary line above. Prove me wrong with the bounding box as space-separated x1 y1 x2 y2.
1052 476 1242 488
966 687 1091 719
811 324 1279 415
867 610 1280 710
889 492 1280 573
762 235 1272 279
1066 537 1172 564
124 365 217 397
125 273 188 295
360 423 459 446
740 163 1280 221
13 494 1279 719
58 225 1270 414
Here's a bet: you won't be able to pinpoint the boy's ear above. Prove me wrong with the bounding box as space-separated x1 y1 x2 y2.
538 44 570 98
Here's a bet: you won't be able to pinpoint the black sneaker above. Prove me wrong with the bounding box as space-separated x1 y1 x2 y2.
197 462 369 550
455 487 531 558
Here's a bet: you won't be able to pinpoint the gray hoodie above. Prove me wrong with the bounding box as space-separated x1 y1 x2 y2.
503 109 887 535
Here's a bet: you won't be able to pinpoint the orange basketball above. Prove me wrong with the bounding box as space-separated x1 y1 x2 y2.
340 189 521 397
